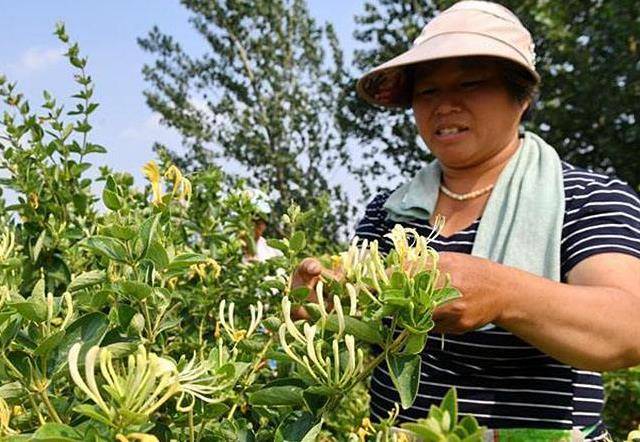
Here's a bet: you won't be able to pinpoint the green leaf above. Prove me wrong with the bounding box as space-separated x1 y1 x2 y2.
116 281 152 301
248 385 304 407
32 422 82 441
301 420 323 442
290 286 310 302
435 287 462 307
99 225 137 241
404 333 428 355
401 422 442 441
75 289 111 310
32 276 46 299
386 353 421 409
33 230 46 263
440 388 458 430
73 404 112 427
262 316 281 332
290 231 306 253
82 236 129 263
67 270 106 292
10 300 48 323
275 411 321 442
0 381 23 399
102 188 121 211
267 239 289 254
34 330 66 356
54 312 109 373
166 253 207 270
138 213 162 259
303 386 331 415
84 143 107 154
318 313 383 345
459 415 480 435
145 241 169 269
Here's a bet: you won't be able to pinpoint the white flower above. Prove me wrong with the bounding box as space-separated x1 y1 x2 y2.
218 299 263 343
69 343 226 425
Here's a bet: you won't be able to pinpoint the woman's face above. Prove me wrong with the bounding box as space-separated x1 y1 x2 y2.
411 58 529 169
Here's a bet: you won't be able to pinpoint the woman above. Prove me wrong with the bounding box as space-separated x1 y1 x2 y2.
294 1 640 440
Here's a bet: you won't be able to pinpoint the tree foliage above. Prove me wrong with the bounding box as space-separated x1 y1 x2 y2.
138 0 355 239
345 0 640 193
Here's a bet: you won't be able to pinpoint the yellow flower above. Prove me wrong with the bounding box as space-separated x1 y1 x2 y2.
356 417 376 442
28 192 39 209
167 276 178 290
142 160 163 206
0 397 17 435
164 164 192 203
116 433 160 442
188 258 220 281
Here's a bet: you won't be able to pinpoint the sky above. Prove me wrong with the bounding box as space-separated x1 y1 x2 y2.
1 1 376 220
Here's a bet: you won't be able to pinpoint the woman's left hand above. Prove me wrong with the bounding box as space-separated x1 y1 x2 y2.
431 251 506 334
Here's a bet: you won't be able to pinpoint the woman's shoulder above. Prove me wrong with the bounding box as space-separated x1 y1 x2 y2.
561 160 639 208
559 160 640 277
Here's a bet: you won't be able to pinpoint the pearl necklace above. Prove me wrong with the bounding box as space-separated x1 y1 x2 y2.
439 183 494 201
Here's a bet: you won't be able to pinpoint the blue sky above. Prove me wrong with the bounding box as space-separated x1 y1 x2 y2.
1 1 372 210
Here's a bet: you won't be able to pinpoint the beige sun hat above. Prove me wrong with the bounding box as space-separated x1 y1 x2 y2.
356 0 539 108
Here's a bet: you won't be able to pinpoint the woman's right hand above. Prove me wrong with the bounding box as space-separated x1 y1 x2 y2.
289 258 323 320
289 257 343 320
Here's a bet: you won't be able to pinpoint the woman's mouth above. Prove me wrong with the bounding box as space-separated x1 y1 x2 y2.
434 125 470 142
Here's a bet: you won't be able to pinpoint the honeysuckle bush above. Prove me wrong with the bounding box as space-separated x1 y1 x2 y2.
0 22 538 442
0 29 475 436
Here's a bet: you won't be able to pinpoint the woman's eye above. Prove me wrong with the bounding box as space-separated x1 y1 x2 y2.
461 80 484 89
420 87 437 96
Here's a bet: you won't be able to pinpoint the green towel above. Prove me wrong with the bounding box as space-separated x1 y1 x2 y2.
383 131 564 282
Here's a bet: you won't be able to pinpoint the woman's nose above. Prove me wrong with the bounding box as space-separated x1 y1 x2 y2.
434 98 462 116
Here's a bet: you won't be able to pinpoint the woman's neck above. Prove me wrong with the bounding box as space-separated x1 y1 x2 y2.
440 135 522 193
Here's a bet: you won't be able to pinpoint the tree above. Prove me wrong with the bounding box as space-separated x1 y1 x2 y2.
339 0 439 200
345 0 640 191
138 0 353 239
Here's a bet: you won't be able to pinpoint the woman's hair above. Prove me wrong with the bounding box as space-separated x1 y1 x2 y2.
496 58 539 121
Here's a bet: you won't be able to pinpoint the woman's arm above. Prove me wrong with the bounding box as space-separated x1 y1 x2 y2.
433 251 640 371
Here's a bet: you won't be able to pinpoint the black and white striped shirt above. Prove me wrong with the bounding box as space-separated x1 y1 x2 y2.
355 161 640 441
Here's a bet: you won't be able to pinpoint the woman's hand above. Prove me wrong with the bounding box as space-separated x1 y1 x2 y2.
289 258 342 320
432 252 505 334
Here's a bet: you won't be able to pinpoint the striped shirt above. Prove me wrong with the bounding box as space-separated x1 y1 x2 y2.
355 161 640 441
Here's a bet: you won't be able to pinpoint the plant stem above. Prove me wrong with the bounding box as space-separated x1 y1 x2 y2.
40 390 63 424
188 408 195 442
355 330 409 385
28 394 46 426
227 402 238 420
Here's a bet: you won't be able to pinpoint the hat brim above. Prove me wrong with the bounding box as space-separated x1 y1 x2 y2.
356 32 540 109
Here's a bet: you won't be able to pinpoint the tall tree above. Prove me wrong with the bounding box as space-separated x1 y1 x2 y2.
138 0 353 239
345 0 640 194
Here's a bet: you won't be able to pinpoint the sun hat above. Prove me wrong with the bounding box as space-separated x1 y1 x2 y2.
356 0 539 108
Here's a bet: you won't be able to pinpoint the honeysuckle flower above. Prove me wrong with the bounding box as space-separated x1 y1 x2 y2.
218 299 263 343
356 417 376 442
333 295 345 338
115 433 160 442
278 296 365 390
68 343 225 426
163 165 183 193
0 228 15 262
0 397 17 436
281 297 305 344
346 283 358 316
164 165 192 203
189 258 221 281
142 160 163 206
316 280 328 322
